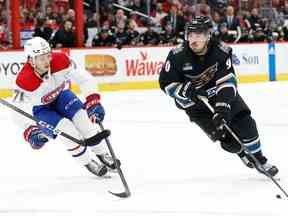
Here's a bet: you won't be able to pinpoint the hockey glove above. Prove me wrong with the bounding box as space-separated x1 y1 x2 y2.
23 125 49 150
179 81 207 102
85 93 105 123
212 102 231 140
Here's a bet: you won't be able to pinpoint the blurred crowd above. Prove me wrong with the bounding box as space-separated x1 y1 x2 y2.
1 0 288 49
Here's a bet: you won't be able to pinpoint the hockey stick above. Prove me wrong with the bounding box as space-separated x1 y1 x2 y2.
0 98 130 198
98 122 131 198
0 98 86 145
0 98 109 146
113 3 155 21
198 96 288 199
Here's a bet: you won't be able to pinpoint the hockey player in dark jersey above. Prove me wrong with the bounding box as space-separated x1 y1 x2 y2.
159 16 278 177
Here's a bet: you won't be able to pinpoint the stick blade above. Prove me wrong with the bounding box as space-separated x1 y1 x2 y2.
109 190 131 198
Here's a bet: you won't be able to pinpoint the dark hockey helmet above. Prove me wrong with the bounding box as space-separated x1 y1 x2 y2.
185 16 213 40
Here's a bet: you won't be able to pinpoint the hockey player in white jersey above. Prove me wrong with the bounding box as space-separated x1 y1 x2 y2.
15 37 120 177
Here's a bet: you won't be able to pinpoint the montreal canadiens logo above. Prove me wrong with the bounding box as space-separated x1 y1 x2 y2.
41 81 70 104
165 60 170 72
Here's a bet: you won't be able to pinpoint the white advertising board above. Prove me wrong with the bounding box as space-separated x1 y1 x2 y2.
275 43 288 74
0 51 26 88
0 43 271 92
231 43 268 76
70 46 170 83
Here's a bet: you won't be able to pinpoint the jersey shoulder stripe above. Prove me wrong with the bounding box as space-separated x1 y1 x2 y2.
16 52 71 92
171 43 185 55
50 52 71 74
16 63 42 92
217 41 232 55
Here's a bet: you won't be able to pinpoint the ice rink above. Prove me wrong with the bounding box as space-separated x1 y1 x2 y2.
0 81 288 216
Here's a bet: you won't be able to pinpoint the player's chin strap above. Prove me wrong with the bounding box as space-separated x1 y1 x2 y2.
198 96 288 199
98 122 131 198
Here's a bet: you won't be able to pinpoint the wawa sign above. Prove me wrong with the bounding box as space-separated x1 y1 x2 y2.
125 50 166 77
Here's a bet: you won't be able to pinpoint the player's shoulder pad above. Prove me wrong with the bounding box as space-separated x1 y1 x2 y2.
50 52 71 73
217 41 232 55
16 63 42 92
170 43 185 55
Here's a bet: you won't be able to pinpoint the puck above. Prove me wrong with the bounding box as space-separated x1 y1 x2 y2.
276 194 282 199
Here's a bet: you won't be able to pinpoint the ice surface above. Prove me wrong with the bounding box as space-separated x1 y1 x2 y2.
0 82 288 216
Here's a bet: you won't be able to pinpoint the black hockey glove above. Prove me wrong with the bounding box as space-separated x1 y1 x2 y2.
212 102 231 140
179 81 207 102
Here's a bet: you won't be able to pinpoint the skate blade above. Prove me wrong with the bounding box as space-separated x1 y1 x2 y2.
258 172 280 181
91 174 112 180
108 168 118 173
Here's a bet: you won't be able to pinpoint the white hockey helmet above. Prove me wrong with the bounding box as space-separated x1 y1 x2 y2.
24 37 51 60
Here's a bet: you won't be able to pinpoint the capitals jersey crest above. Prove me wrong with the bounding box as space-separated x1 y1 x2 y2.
184 63 218 88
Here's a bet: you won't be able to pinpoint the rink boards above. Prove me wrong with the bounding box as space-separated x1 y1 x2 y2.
0 42 287 97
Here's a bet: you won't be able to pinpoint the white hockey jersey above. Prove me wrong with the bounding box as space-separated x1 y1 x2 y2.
16 52 97 106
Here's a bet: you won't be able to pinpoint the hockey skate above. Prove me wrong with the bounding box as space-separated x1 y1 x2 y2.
238 153 254 169
96 153 121 171
254 162 279 177
85 159 108 177
238 152 279 177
